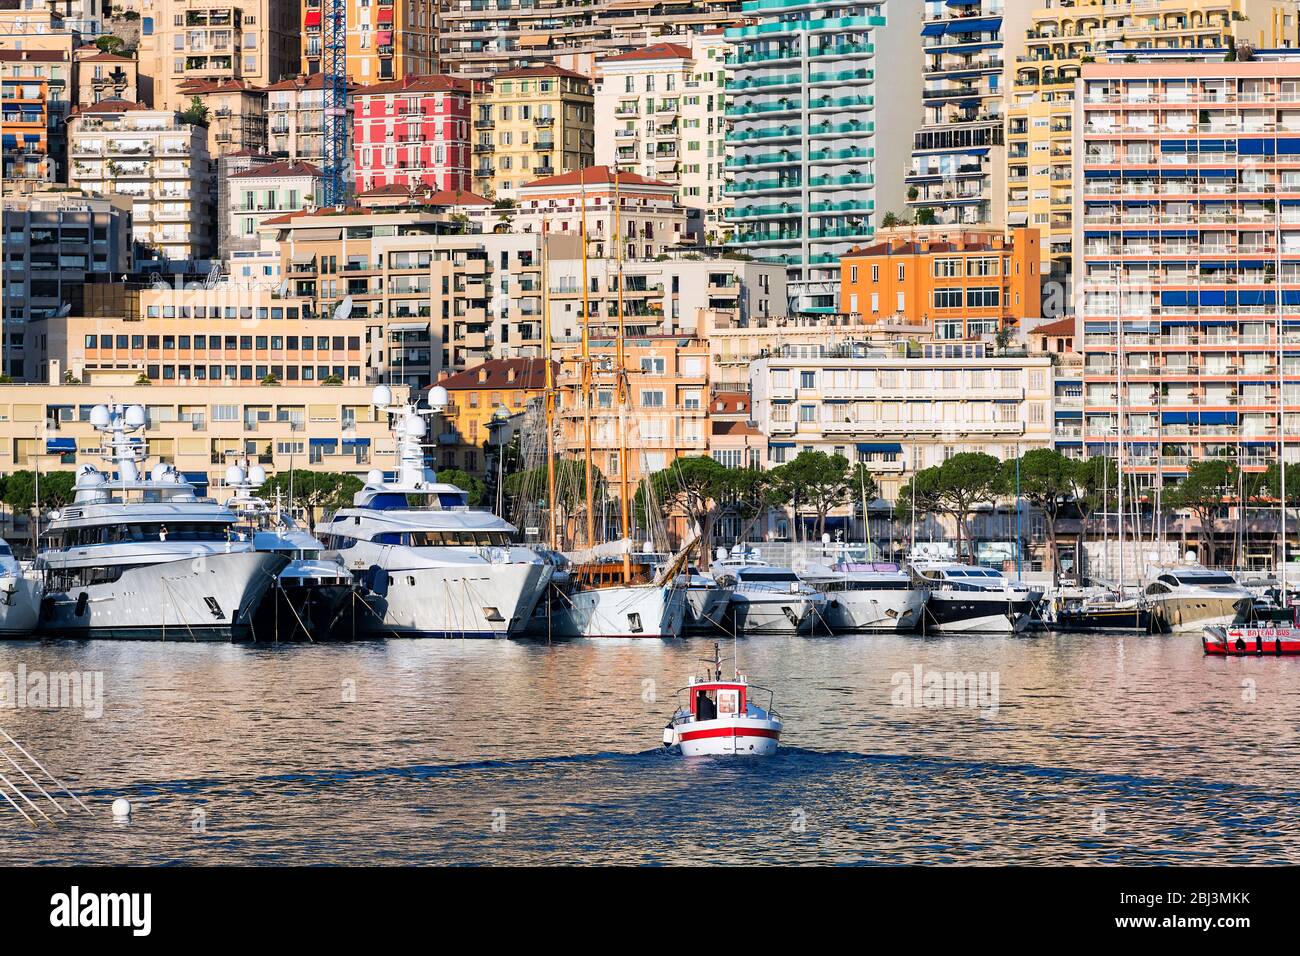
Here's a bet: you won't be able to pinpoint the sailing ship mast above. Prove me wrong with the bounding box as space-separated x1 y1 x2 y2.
1276 175 1288 598
614 171 632 583
541 217 557 551
580 171 595 548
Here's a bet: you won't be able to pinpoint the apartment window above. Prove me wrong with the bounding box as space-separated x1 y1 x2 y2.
933 288 963 310
967 288 1000 309
640 389 665 407
799 371 815 389
934 258 960 278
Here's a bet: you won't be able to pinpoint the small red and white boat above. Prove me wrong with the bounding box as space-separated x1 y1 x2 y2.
1203 624 1300 656
662 643 782 756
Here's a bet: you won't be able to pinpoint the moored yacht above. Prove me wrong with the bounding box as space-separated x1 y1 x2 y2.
712 551 828 635
224 463 361 641
317 386 551 638
1144 560 1253 633
0 538 42 637
799 561 927 633
35 404 289 640
910 560 1041 633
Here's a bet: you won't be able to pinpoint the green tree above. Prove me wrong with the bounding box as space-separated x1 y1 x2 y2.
1 470 77 548
95 35 125 55
769 450 852 541
934 452 1006 562
180 96 209 127
1165 459 1237 562
639 456 736 567
260 470 362 532
436 467 487 507
1008 449 1077 585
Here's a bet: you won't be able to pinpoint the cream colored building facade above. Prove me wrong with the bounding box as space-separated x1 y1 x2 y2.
1006 0 1300 277
594 34 732 242
0 380 408 489
66 99 214 263
472 65 594 200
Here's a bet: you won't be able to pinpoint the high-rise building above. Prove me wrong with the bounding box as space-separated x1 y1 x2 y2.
1007 0 1299 280
1076 57 1300 492
300 0 437 83
907 0 1034 229
472 65 594 201
437 0 743 77
67 99 214 265
722 0 923 315
352 75 475 195
137 1 299 111
595 35 732 243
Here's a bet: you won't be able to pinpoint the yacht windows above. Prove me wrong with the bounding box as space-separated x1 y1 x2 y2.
370 530 512 547
738 570 799 583
53 522 232 546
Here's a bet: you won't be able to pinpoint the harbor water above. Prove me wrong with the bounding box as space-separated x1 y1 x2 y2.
1 631 1297 865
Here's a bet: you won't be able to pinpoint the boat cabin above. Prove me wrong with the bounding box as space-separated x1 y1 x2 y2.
687 677 748 722
571 561 654 588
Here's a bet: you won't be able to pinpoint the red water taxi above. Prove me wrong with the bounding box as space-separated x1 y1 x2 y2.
662 643 782 757
1203 624 1300 656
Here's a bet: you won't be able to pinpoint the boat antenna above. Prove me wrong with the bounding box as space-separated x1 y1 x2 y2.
541 217 557 551
614 170 631 584
580 168 595 549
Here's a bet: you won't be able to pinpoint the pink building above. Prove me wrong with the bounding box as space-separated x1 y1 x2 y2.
352 75 478 195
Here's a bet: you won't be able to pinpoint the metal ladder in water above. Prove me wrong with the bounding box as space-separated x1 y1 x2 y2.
0 729 90 825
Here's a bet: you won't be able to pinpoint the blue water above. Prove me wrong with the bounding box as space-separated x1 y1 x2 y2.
1 633 1297 864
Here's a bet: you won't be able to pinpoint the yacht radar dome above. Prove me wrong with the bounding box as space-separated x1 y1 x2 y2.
89 404 111 429
225 464 247 486
371 384 393 408
428 385 449 409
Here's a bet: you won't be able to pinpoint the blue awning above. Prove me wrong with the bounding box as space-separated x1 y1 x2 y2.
1163 411 1237 425
182 471 209 491
341 437 370 447
309 438 337 447
922 21 948 36
769 441 796 448
1055 410 1083 419
857 443 902 453
45 438 75 452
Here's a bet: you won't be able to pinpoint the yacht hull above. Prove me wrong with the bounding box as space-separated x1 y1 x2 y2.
0 576 42 637
1149 596 1251 634
823 589 927 632
683 585 731 632
357 560 552 638
923 594 1036 633
552 584 687 639
727 594 825 635
37 551 289 641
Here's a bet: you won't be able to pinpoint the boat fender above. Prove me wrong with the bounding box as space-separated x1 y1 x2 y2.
365 566 389 597
74 592 89 618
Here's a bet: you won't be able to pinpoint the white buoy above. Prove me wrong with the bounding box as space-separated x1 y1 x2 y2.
111 797 131 819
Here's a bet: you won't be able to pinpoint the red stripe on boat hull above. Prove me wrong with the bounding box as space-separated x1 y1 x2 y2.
678 726 781 742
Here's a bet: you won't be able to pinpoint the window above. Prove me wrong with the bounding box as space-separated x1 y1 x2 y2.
640 389 665 407
933 288 963 309
967 288 1000 308
799 371 815 389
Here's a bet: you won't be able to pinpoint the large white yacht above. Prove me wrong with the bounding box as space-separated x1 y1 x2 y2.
224 463 360 641
35 404 289 640
0 538 42 637
909 560 1042 633
711 550 828 635
316 386 552 638
1143 559 1253 633
799 561 928 633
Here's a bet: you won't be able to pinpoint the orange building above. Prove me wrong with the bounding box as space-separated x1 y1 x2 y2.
301 0 437 84
838 227 1042 340
436 358 552 476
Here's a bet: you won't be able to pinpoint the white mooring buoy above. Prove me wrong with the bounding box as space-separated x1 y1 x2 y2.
111 798 131 819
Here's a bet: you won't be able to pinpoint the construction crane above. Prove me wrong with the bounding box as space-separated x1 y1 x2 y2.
321 0 348 207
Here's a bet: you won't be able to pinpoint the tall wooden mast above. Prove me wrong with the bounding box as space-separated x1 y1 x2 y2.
541 218 557 551
614 172 632 583
580 171 595 549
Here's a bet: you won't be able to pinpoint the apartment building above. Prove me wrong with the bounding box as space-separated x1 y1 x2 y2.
556 334 711 482
1076 58 1300 487
300 0 437 83
838 226 1042 336
137 0 299 110
263 73 357 169
175 78 268 159
352 74 475 195
472 64 594 200
438 0 743 77
1 190 131 380
435 357 550 475
66 98 214 264
265 206 498 384
723 0 923 315
225 159 321 267
1007 0 1298 278
73 48 137 107
513 166 688 258
0 380 404 486
595 35 732 242
907 0 1034 228
707 389 765 472
547 252 786 341
749 341 1055 499
0 47 70 181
